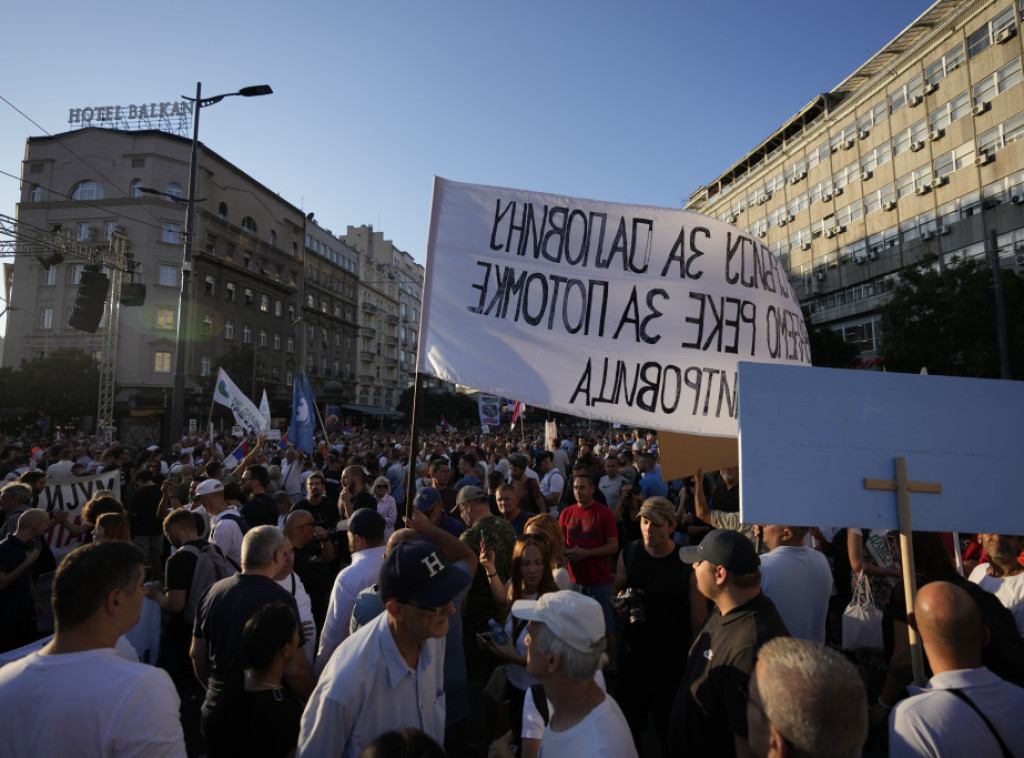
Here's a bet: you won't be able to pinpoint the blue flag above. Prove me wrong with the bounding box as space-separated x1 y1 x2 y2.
288 374 317 454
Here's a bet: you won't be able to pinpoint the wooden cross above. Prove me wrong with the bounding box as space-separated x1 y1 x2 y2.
864 456 943 687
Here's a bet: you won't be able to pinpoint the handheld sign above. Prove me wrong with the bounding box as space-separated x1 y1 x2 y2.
737 362 1024 534
419 178 812 436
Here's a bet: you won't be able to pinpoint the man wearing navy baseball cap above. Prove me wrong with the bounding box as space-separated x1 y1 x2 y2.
669 529 789 758
298 540 471 758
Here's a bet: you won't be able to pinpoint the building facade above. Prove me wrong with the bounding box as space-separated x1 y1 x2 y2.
685 0 1024 358
5 128 420 440
342 224 426 408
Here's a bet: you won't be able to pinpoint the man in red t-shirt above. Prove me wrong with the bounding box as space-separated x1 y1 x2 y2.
559 473 619 652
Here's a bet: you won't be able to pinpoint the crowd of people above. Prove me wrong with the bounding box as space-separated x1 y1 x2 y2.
0 426 1022 757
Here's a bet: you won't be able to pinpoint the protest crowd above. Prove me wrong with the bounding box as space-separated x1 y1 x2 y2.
0 425 1023 758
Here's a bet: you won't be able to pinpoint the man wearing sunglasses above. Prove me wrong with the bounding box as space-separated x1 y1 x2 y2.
298 540 471 758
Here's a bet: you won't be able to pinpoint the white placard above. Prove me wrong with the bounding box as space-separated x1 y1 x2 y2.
419 178 811 437
738 362 1024 534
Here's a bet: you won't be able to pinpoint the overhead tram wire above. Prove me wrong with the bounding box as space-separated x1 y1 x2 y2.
0 93 188 229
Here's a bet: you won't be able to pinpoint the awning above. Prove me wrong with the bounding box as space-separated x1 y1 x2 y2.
341 404 405 418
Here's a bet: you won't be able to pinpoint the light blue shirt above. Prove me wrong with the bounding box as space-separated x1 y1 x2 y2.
298 610 446 758
315 545 387 675
639 470 668 498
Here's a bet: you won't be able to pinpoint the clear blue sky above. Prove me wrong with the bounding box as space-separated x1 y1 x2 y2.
1 0 928 272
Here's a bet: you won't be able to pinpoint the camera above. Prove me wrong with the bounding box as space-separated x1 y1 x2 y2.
617 587 647 624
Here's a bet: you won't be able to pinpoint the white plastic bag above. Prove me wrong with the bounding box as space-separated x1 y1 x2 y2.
842 571 884 651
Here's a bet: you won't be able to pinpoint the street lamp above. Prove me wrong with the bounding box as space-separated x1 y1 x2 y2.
165 82 272 451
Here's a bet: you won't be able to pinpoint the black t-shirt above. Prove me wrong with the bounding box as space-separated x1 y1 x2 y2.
241 493 278 528
0 535 32 620
163 538 204 653
194 574 304 716
233 686 303 758
669 592 789 757
619 539 693 664
128 485 164 536
293 496 340 528
351 490 376 513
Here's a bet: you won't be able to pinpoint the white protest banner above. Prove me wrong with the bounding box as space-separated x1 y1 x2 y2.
737 362 1024 534
419 178 811 437
478 394 501 426
213 368 267 433
40 471 122 562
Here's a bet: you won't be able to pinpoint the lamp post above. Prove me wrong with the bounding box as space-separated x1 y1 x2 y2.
165 82 272 451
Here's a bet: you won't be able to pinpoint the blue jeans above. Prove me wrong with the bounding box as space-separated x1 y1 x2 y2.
571 582 615 634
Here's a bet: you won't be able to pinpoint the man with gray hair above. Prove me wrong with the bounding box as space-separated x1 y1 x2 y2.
191 525 314 756
512 590 637 757
0 482 34 538
746 637 867 758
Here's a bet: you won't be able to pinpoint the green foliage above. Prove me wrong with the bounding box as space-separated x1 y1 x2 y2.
397 386 479 427
9 348 101 423
879 255 1024 378
804 310 861 368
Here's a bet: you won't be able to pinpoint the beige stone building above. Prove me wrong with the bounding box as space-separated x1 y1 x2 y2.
342 224 427 413
5 128 420 440
685 0 1024 358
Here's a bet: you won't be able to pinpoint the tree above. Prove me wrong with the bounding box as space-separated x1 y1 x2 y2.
11 348 101 425
396 386 479 427
804 308 861 369
879 255 1024 379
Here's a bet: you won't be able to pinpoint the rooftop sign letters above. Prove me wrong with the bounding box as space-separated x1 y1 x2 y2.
67 101 194 136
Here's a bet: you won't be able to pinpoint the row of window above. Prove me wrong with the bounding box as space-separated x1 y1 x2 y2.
716 4 1022 212
746 110 1024 243
726 69 1022 224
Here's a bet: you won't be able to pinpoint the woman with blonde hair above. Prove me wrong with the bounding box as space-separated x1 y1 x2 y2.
523 513 570 589
372 476 397 538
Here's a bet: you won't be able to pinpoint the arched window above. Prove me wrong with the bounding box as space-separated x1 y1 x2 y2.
70 181 103 201
269 230 277 247
130 179 144 198
218 202 228 219
241 216 257 234
29 185 42 202
166 182 183 199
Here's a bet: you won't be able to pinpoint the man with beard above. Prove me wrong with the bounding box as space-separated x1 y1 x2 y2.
612 497 700 755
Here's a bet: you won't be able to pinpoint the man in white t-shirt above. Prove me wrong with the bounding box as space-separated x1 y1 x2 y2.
968 533 1024 634
0 541 185 757
758 524 834 643
512 591 637 758
198 479 244 569
597 456 627 513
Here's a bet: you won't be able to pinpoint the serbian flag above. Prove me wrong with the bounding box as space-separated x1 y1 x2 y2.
510 401 523 430
278 432 290 452
224 440 250 470
440 415 451 432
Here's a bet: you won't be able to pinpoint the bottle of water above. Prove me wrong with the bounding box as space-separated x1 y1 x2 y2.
488 618 509 645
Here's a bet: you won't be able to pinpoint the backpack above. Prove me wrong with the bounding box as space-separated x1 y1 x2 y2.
180 543 237 626
217 511 250 535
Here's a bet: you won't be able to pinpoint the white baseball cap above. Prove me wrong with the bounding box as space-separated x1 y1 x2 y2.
195 479 224 497
511 590 606 653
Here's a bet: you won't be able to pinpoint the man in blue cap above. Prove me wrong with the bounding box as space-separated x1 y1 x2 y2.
669 529 789 758
414 485 465 538
314 507 387 675
298 539 471 758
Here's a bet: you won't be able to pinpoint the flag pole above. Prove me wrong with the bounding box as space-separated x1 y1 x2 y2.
404 371 425 520
305 374 331 454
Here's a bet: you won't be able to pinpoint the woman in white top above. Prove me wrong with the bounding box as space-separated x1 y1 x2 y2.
480 533 559 748
371 476 397 538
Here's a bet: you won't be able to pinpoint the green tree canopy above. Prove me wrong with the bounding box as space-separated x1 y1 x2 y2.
11 348 101 424
879 255 1024 378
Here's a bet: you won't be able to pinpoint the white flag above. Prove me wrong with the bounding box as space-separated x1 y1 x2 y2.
213 369 265 434
259 390 272 432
